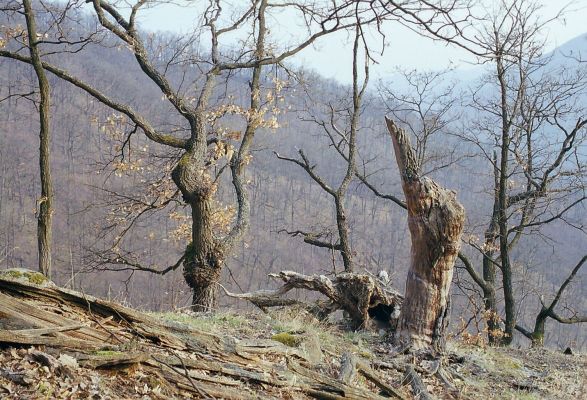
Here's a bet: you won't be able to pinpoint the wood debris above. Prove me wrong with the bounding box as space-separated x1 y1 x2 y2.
0 274 406 399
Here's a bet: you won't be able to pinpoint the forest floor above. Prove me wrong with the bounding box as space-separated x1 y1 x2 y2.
0 270 585 399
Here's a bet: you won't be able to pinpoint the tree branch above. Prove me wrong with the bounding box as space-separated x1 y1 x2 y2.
545 254 587 316
275 151 336 196
0 50 188 149
93 252 186 276
278 229 342 250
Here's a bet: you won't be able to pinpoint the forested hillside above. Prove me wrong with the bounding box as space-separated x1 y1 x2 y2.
0 0 586 355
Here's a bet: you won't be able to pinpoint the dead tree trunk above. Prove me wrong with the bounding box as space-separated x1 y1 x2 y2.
222 270 403 330
386 118 465 352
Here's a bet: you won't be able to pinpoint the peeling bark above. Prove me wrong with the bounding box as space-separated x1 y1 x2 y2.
386 118 465 352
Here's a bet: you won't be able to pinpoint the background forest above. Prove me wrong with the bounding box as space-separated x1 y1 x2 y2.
0 0 586 351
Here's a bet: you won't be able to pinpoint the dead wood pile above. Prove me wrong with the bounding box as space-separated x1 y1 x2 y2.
0 272 407 399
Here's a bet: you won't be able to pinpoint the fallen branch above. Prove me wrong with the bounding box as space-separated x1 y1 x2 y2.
12 324 86 336
357 359 407 400
0 369 32 386
402 366 434 400
154 352 213 399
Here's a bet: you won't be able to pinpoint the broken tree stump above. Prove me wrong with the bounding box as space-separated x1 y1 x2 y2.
386 117 465 352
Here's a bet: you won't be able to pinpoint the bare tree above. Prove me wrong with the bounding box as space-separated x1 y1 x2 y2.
22 0 54 278
333 0 587 348
515 255 587 347
378 68 463 176
277 25 369 273
455 0 587 345
1 0 91 277
0 0 388 311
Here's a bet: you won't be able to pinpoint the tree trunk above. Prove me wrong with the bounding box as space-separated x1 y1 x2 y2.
530 310 547 348
186 258 221 312
499 241 515 346
496 55 515 346
23 0 53 278
183 198 223 312
172 150 223 312
386 118 465 352
335 195 353 272
483 228 501 345
481 266 501 345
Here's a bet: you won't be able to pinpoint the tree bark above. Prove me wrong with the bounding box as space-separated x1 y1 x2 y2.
184 198 223 312
483 157 501 345
23 0 53 278
530 309 547 347
335 195 353 272
386 118 465 352
496 53 516 346
172 148 223 312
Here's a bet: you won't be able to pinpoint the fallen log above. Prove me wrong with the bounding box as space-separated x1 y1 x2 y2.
224 270 403 330
0 369 32 386
356 359 407 400
0 328 105 350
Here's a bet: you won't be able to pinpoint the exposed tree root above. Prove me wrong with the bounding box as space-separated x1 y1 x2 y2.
223 270 403 330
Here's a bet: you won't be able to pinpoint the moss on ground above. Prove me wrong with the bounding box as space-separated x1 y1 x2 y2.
93 350 125 357
271 332 301 347
1 269 48 285
37 381 54 398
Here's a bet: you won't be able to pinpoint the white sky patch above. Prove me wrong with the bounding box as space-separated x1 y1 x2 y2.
128 0 587 83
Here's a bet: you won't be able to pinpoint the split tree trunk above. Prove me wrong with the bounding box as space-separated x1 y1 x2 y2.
386 118 465 352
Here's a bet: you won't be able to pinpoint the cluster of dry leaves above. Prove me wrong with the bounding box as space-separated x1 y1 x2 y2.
1 348 109 399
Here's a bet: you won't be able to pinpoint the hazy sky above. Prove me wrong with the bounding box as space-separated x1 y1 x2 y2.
135 0 587 83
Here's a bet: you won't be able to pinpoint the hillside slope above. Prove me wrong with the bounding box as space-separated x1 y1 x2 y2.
1 7 585 350
0 271 585 399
